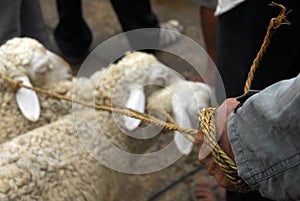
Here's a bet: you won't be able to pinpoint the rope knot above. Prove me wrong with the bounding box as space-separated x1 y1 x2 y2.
270 2 291 29
0 72 23 93
11 79 23 93
244 2 290 93
271 14 291 29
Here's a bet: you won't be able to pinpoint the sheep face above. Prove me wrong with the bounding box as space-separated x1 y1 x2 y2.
1 37 72 87
146 63 181 87
0 37 72 122
29 47 72 87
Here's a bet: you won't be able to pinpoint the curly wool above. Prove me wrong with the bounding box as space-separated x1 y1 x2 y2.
97 51 160 104
0 37 101 144
0 77 73 144
94 52 163 153
0 51 211 201
0 112 118 201
0 38 44 78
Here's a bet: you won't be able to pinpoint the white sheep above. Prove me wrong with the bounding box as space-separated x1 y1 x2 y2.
0 112 118 201
0 51 213 200
147 80 212 154
91 51 212 154
0 37 211 154
0 37 76 144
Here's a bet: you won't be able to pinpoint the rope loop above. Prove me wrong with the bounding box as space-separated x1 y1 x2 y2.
198 2 290 192
199 107 252 192
269 2 291 29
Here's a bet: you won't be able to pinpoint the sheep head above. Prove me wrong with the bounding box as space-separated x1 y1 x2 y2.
147 81 212 155
0 37 72 122
122 60 183 131
123 67 213 155
1 37 72 86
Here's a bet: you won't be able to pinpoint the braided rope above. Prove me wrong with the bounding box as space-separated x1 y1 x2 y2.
199 2 290 192
199 108 251 192
0 1 290 193
243 2 291 93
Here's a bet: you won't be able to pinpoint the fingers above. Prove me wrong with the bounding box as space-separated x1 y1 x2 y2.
194 189 217 201
195 179 215 188
193 180 218 201
213 168 232 188
195 130 205 145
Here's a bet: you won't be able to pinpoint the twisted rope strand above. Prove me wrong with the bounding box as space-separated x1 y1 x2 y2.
199 2 290 192
199 108 250 192
243 2 291 93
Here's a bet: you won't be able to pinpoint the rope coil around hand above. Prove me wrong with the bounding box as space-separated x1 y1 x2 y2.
198 2 291 192
0 1 290 193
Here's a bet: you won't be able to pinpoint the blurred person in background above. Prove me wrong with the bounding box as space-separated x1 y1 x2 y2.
0 0 51 48
54 0 183 63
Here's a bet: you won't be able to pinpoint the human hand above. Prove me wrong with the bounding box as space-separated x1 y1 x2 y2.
196 98 239 190
192 178 226 201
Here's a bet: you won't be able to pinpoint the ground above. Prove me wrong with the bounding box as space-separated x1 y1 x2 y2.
40 0 212 200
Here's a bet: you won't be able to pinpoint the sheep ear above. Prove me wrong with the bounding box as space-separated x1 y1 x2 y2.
171 97 193 155
15 76 40 122
123 86 145 131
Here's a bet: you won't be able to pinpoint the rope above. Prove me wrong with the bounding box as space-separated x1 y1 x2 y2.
199 2 291 192
199 108 250 192
243 2 291 93
0 2 290 193
0 72 198 144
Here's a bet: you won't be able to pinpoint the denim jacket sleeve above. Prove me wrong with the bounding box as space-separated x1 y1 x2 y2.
227 74 300 201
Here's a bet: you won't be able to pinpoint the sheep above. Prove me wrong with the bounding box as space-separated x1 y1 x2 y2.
147 80 212 155
0 37 94 144
0 50 213 200
90 51 169 154
0 110 206 201
0 112 118 201
0 37 211 154
91 51 212 154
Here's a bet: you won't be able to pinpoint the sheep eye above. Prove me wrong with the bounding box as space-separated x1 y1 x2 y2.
155 77 166 86
37 66 49 75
